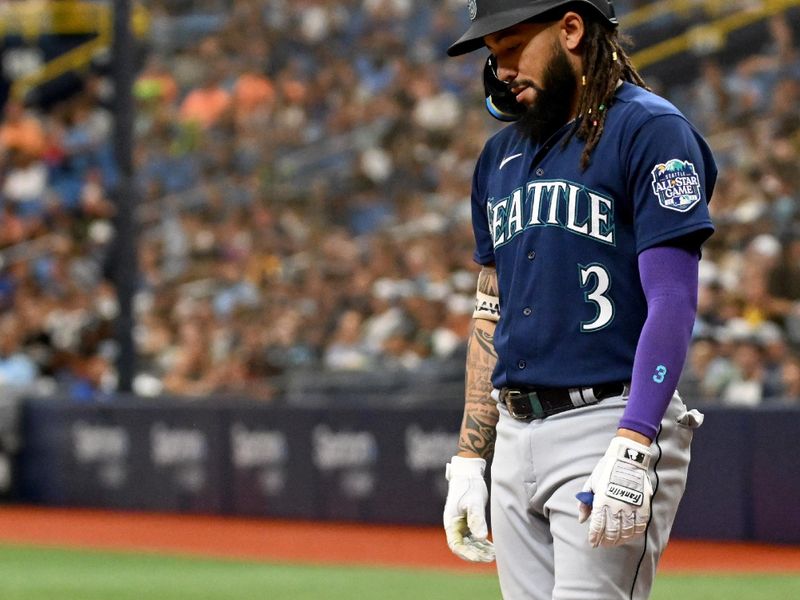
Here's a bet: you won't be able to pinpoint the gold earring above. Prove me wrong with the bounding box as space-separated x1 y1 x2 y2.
582 75 587 86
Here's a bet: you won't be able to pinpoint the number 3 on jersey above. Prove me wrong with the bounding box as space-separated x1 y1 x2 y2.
579 264 614 332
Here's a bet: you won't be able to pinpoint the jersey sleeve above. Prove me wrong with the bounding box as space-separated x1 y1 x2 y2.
625 114 716 253
471 150 496 266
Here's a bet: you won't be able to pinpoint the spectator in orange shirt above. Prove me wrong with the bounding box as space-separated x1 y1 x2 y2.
0 100 46 159
233 69 275 122
179 70 232 129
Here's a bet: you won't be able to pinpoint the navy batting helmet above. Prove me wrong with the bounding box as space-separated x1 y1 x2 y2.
447 0 618 56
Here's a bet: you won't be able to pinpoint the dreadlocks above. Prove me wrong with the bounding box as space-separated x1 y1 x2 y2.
564 19 648 169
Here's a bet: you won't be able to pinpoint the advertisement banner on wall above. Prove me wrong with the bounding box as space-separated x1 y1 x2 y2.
20 402 139 509
17 399 800 543
126 405 227 513
227 406 317 518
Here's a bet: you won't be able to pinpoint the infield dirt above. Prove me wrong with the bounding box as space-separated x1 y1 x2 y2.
0 506 797 574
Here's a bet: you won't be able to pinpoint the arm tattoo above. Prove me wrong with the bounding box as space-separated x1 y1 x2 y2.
477 266 499 296
460 315 499 459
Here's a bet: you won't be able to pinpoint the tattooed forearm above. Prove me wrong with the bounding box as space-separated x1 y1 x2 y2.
459 320 499 459
476 265 499 296
459 403 498 458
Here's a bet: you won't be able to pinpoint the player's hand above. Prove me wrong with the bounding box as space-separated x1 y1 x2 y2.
443 456 495 563
576 436 653 548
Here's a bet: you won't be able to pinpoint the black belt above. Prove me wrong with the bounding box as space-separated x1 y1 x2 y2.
498 382 629 421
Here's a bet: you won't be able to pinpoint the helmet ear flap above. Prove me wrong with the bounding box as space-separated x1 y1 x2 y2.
483 55 525 122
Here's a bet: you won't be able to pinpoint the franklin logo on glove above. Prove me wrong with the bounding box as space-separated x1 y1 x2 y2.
606 484 644 506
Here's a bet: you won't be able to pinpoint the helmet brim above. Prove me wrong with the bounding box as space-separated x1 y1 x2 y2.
447 6 547 57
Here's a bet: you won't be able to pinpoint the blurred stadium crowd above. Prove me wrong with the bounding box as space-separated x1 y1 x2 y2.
0 0 799 406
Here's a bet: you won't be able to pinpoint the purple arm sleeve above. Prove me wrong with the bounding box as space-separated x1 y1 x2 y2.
618 245 699 440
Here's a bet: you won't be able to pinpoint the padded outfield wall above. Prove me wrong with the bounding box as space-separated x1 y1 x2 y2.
12 397 800 544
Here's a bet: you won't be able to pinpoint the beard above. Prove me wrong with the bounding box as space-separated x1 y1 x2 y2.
514 43 578 145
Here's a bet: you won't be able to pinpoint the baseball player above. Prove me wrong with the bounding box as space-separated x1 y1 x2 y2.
442 1 716 598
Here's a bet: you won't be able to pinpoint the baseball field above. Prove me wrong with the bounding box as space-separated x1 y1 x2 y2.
0 507 798 600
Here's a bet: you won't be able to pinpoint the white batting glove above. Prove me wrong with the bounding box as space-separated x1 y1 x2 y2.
443 456 495 563
577 436 653 548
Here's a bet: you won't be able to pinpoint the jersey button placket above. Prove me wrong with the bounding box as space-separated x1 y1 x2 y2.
535 168 544 177
527 250 536 260
523 307 532 316
517 360 526 369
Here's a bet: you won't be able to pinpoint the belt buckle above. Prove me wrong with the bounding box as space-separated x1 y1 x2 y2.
505 389 534 421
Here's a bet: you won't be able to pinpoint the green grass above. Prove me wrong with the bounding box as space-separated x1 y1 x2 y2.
0 545 797 600
0 546 499 600
652 574 800 600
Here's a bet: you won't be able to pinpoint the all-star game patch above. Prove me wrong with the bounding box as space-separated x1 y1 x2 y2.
650 159 702 212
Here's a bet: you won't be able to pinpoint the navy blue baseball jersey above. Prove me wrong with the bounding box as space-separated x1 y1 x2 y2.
471 82 716 389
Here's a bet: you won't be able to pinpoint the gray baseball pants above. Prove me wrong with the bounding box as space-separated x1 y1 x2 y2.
490 392 700 600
